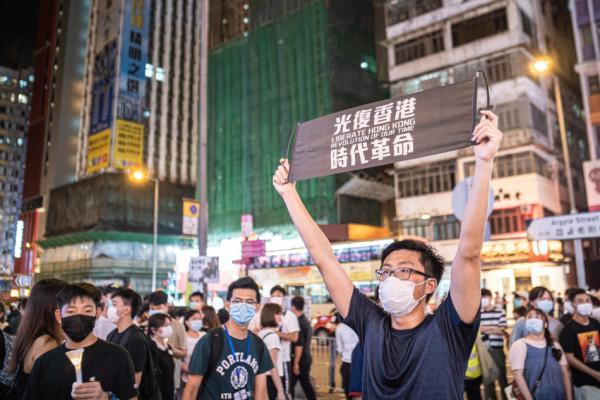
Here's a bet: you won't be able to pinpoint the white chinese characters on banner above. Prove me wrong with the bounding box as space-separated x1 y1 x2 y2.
330 97 416 170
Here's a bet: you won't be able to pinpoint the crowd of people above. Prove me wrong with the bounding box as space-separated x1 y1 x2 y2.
0 276 322 399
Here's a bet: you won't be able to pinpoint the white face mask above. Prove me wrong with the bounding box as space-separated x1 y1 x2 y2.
577 303 593 317
481 297 491 308
270 296 284 307
160 325 173 339
379 276 428 317
106 306 120 323
591 308 600 321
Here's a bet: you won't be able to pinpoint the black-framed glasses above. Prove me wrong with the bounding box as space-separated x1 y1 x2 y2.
374 266 429 281
231 299 258 306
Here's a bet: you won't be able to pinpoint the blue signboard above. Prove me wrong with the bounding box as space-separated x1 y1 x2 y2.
117 0 150 123
89 40 117 134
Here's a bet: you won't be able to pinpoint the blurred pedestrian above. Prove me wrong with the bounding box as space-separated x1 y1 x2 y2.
290 296 317 400
201 305 220 331
480 288 508 400
270 285 299 393
189 291 205 311
258 303 287 400
107 287 157 399
24 283 136 399
559 288 600 399
181 309 205 396
6 298 27 335
148 290 187 393
217 308 229 325
8 278 67 399
148 313 176 400
336 316 359 399
513 290 529 310
560 288 579 325
509 308 572 400
511 287 563 345
93 285 117 340
182 277 273 399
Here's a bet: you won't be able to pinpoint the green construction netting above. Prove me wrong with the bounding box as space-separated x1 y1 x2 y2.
207 1 337 237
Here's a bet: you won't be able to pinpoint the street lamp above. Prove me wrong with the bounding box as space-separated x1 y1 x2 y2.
129 169 160 291
530 55 587 288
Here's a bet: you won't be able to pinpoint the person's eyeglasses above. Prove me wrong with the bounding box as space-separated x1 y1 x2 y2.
231 299 257 305
374 266 429 281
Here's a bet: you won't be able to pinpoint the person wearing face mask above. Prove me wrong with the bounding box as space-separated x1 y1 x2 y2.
147 313 176 400
188 292 205 312
511 287 563 346
181 309 205 392
559 288 600 399
479 288 508 400
24 283 137 400
258 303 288 400
148 290 187 393
107 288 158 399
183 277 274 400
273 111 503 398
93 285 117 341
509 308 572 400
269 285 299 395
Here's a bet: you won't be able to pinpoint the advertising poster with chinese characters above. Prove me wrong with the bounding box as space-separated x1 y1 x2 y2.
289 79 476 181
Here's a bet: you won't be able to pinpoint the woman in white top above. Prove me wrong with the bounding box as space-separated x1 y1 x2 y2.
181 309 205 383
258 303 287 400
509 308 572 400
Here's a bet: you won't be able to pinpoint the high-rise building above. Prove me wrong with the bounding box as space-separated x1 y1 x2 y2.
570 0 600 160
33 0 205 292
376 0 595 295
0 66 32 281
18 0 90 278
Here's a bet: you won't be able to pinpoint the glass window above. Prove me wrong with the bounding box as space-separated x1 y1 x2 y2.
394 30 444 65
452 8 508 47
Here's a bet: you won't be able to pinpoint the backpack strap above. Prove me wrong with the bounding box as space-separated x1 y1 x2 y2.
200 327 224 390
251 330 267 365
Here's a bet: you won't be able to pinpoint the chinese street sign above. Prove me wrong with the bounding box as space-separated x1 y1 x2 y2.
527 212 600 241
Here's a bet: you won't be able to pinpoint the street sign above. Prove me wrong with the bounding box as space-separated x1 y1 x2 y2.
527 211 600 240
182 198 200 236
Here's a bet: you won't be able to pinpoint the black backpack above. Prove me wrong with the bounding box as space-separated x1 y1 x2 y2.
108 326 160 400
199 328 267 393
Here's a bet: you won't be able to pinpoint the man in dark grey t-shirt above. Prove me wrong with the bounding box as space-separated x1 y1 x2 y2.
274 111 502 398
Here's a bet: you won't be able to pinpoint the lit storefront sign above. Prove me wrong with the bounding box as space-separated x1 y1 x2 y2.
480 239 562 264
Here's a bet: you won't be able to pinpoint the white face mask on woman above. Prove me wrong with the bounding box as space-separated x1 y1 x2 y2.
160 325 173 339
379 276 428 316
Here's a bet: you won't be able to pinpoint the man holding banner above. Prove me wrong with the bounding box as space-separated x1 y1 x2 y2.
273 110 502 398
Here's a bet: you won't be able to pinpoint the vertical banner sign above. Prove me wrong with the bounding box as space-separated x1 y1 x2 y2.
241 214 254 237
182 198 201 236
87 1 119 174
584 160 600 212
289 79 478 181
115 0 150 170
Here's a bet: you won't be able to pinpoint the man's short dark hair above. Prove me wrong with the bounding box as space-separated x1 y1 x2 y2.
189 291 204 302
148 290 168 306
568 288 589 302
227 277 261 303
291 296 305 311
112 288 142 317
481 288 492 298
57 283 102 309
102 285 119 296
529 286 552 302
380 240 445 300
270 285 286 296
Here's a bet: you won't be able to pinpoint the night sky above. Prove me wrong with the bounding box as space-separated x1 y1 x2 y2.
0 0 39 69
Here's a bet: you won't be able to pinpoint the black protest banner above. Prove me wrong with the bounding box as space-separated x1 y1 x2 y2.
288 77 482 182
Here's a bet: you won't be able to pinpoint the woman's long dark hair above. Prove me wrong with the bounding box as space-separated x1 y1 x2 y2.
528 308 562 361
183 309 201 332
202 305 220 330
9 278 68 372
146 313 171 338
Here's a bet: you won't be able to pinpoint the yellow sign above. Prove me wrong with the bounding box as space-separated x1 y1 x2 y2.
182 199 200 235
86 129 111 174
115 119 144 170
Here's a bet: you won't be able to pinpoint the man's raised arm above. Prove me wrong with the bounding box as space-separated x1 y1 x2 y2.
273 159 354 318
451 110 502 323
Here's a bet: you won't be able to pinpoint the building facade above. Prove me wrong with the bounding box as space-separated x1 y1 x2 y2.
0 67 32 282
376 0 594 298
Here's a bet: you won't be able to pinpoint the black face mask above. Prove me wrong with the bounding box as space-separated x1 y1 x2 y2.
61 314 96 342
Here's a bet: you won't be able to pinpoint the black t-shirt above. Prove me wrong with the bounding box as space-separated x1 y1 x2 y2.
150 340 175 400
559 318 600 388
24 339 137 400
292 314 312 366
108 325 148 374
343 287 480 399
